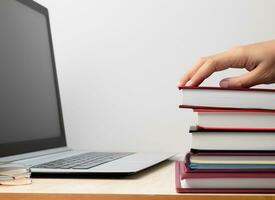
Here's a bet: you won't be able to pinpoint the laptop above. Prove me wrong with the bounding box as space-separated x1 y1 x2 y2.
0 0 173 175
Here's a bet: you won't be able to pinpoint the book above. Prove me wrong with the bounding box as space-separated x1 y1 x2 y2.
0 167 29 176
177 86 275 193
190 149 275 156
185 152 275 172
179 86 275 110
0 171 31 186
0 177 32 186
176 161 275 193
0 162 31 185
194 109 275 130
190 154 275 165
0 172 31 181
190 126 275 151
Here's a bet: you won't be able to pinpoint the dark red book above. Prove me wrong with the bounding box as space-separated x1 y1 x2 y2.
190 150 275 156
194 109 275 131
176 161 275 193
179 86 275 110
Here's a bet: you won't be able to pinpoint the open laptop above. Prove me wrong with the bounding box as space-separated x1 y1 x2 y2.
0 0 173 175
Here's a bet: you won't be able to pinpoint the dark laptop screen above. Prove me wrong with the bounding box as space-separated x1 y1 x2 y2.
0 0 66 156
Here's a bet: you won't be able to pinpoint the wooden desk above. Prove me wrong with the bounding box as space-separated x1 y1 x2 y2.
0 160 274 200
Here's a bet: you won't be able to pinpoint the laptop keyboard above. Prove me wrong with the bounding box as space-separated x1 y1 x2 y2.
33 152 133 169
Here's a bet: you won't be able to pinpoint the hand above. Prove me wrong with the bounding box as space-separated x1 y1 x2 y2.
177 40 275 88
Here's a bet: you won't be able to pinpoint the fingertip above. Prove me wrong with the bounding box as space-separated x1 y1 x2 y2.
177 79 194 88
177 81 183 88
176 82 183 88
177 76 190 87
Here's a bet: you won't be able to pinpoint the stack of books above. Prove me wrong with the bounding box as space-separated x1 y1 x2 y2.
0 162 31 186
176 87 275 193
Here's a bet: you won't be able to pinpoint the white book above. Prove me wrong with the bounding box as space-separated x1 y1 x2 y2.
190 127 275 151
180 86 275 110
0 167 29 176
0 177 32 186
190 155 275 164
195 109 275 130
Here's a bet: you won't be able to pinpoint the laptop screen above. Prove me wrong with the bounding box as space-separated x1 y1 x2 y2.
0 0 66 157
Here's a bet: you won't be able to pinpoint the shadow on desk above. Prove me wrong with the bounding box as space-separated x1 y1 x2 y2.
31 160 174 179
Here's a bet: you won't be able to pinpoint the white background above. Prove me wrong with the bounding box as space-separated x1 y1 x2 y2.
36 0 275 153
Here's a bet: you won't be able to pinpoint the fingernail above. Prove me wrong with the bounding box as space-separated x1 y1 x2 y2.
220 80 229 88
186 80 193 86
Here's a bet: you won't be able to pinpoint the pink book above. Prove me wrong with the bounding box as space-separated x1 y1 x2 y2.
176 161 275 193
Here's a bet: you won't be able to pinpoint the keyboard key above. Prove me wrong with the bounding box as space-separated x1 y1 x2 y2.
33 152 133 169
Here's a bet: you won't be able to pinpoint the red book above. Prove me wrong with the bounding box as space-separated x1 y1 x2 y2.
176 161 275 193
179 86 275 110
194 109 275 131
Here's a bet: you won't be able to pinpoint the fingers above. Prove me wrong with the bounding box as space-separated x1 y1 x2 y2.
177 48 252 87
177 50 246 87
184 52 239 86
178 41 275 88
177 58 206 87
186 58 218 86
219 67 262 88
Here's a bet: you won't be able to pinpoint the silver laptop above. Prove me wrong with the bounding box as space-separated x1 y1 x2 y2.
0 0 173 175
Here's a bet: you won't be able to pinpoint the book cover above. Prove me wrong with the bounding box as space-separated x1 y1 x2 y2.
176 161 275 193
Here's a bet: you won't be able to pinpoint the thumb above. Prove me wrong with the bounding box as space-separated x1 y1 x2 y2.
219 71 260 88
